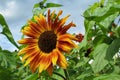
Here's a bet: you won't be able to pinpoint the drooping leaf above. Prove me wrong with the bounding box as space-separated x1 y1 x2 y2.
0 14 19 49
91 43 109 73
106 38 120 61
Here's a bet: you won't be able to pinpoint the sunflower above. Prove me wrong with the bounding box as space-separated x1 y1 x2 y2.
18 9 77 75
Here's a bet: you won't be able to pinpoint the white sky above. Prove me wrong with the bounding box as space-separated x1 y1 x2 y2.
0 0 98 51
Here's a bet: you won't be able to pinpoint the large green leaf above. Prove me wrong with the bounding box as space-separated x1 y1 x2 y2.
93 74 120 80
0 14 19 49
106 38 120 61
91 43 109 73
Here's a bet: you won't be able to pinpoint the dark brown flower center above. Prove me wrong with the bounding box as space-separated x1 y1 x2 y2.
38 31 57 53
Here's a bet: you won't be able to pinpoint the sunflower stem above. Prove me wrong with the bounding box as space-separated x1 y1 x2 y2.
64 69 70 80
53 72 66 80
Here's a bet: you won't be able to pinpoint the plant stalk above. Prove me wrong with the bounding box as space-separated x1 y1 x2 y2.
64 69 70 80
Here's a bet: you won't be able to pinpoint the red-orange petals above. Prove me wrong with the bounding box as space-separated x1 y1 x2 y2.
75 33 84 42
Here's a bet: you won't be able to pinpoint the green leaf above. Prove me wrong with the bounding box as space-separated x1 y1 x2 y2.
23 73 38 80
83 2 110 18
0 14 19 49
91 43 109 73
117 26 120 37
52 68 65 80
33 3 40 9
79 20 95 48
93 74 120 80
33 8 46 16
76 70 93 80
46 3 62 8
84 19 95 32
33 0 47 9
93 35 112 46
106 38 120 61
98 12 119 30
0 48 17 68
75 57 89 68
0 66 13 80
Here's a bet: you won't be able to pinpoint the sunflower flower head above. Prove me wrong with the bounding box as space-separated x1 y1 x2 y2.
18 9 77 75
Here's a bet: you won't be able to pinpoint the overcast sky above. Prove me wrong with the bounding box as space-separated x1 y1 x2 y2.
0 0 98 51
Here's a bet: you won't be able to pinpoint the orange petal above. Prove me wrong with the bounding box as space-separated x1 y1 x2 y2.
36 14 48 30
18 38 38 44
52 10 63 29
47 64 53 76
57 50 68 69
22 29 39 38
58 38 77 48
55 15 70 33
53 10 63 24
30 53 41 73
51 10 56 19
59 22 76 34
47 9 51 26
34 16 46 30
51 50 58 65
39 54 51 74
18 44 38 56
24 52 39 66
22 49 40 62
28 20 44 33
57 43 72 52
58 33 78 41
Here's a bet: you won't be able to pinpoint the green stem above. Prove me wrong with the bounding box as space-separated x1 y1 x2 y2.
53 72 66 80
64 69 70 80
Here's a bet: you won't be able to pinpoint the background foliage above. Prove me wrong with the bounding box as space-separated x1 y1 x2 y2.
0 0 120 80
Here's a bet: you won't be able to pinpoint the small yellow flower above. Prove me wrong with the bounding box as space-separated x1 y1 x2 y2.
18 9 77 75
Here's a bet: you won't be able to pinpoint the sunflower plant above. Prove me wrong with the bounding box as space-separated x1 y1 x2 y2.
0 0 120 80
